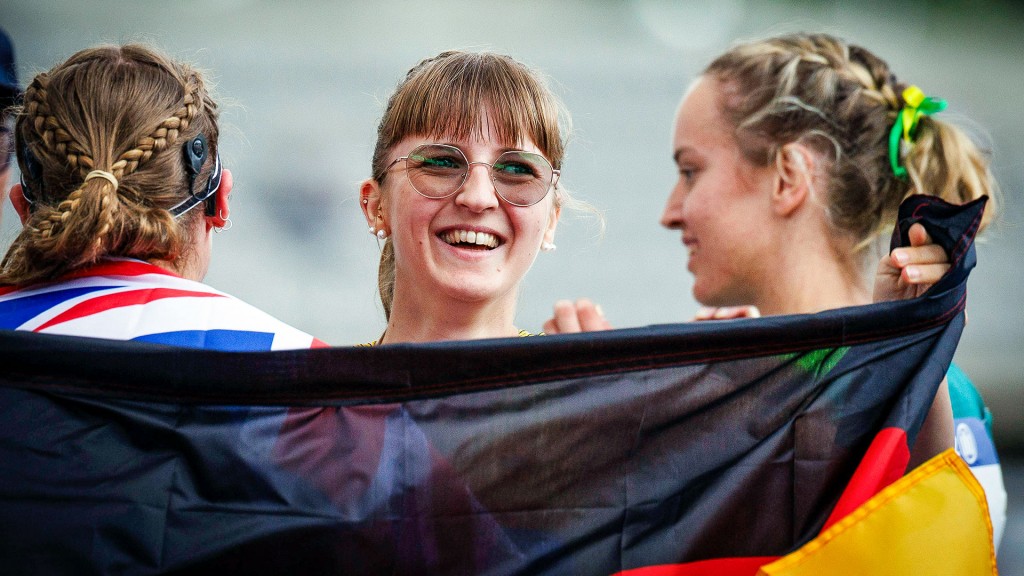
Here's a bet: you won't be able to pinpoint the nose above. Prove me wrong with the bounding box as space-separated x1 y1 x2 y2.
660 180 685 230
455 162 500 211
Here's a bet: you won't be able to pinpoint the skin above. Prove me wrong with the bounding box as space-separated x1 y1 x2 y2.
546 77 951 327
0 165 8 221
8 168 233 282
360 116 560 345
545 75 954 466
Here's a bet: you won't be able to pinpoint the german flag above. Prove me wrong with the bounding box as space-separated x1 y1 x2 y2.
0 197 994 575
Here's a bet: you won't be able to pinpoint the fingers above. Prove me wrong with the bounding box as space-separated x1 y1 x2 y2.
908 222 931 247
575 299 612 331
902 263 950 286
890 223 950 286
694 306 760 321
891 244 948 267
694 307 716 321
547 299 582 334
543 299 611 334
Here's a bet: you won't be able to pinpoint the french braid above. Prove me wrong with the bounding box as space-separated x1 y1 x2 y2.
2 45 219 286
705 33 995 254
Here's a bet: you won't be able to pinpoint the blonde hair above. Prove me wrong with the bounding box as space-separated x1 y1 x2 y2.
2 44 219 285
370 50 571 320
704 33 996 252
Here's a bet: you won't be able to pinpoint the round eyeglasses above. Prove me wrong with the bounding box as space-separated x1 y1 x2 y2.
378 143 560 207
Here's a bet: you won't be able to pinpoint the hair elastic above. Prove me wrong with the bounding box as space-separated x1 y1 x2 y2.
889 85 947 180
84 170 119 190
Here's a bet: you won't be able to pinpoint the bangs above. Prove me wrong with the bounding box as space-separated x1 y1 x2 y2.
378 53 564 169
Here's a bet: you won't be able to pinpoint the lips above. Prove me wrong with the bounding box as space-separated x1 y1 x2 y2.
439 229 502 250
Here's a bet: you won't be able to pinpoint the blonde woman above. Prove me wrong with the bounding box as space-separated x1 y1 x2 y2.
546 33 1005 546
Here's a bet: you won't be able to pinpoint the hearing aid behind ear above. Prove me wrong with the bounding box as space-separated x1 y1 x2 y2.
18 144 43 205
169 133 222 218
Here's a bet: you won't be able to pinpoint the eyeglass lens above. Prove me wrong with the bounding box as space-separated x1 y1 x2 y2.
405 144 553 206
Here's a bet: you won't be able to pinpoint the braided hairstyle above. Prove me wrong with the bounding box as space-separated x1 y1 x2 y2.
369 50 570 320
704 33 995 254
2 44 219 285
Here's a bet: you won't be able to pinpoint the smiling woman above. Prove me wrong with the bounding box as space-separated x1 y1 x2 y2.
358 50 582 345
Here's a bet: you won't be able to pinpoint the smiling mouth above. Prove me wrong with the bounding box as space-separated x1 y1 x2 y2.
439 229 501 250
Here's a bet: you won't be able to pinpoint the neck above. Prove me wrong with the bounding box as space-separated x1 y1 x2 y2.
754 240 871 316
381 286 521 345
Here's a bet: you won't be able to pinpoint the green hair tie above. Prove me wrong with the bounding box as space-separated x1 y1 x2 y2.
889 85 948 180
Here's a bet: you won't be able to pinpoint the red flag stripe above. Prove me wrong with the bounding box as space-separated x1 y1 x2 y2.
62 260 180 280
0 260 180 296
613 556 778 576
35 288 224 332
822 426 910 530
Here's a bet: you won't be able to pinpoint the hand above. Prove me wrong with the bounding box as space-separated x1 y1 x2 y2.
873 223 950 302
543 299 612 334
693 306 761 321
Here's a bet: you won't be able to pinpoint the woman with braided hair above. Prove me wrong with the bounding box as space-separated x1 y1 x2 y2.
546 32 1006 547
0 44 324 350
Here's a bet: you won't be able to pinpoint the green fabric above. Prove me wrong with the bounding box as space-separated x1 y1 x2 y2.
782 347 850 379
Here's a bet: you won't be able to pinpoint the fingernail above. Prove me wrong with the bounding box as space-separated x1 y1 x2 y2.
595 305 605 317
892 250 909 266
905 266 920 281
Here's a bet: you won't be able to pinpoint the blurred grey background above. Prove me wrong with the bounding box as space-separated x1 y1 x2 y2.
3 0 1021 568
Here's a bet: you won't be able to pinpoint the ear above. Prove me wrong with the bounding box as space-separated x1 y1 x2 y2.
360 178 387 233
543 201 561 245
772 143 817 217
207 168 233 229
9 183 32 224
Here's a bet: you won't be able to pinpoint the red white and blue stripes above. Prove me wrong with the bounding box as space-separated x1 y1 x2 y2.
0 258 326 350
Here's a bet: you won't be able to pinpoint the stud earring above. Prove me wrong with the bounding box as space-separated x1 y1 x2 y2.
369 226 377 235
376 229 388 240
541 241 556 252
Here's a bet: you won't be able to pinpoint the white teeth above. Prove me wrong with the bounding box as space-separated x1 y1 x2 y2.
441 229 500 248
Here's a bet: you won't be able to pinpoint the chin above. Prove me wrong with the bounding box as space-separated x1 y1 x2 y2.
692 282 735 309
441 278 512 306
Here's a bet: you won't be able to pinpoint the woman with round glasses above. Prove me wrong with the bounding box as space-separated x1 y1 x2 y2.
358 50 572 344
0 44 323 350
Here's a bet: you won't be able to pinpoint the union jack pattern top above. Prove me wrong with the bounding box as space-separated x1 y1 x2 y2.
0 258 327 351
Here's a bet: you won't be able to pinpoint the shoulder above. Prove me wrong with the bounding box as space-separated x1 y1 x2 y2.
946 363 988 425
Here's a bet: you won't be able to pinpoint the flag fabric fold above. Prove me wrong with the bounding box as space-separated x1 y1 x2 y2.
0 196 990 575
756 448 995 576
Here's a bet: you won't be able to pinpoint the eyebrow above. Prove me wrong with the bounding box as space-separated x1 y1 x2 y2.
433 140 534 157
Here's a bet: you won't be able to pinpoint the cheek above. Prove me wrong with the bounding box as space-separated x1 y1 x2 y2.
680 188 710 228
513 205 550 236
